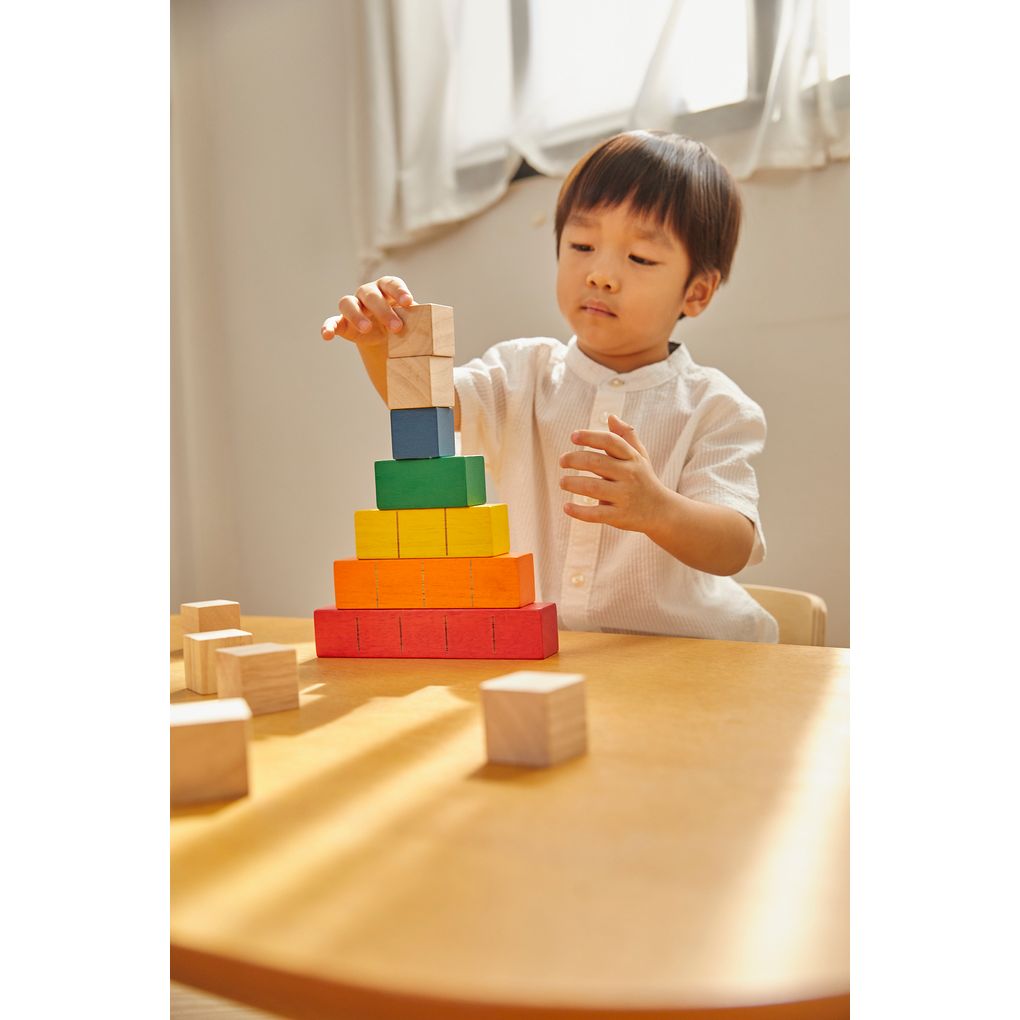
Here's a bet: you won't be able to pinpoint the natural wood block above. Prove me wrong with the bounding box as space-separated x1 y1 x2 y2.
390 407 455 460
334 559 378 609
180 600 240 634
387 303 455 358
397 508 447 557
170 698 252 806
422 558 474 608
216 643 299 716
470 553 536 608
376 558 425 608
375 455 486 510
313 603 558 659
480 671 587 768
446 504 510 557
354 509 399 559
386 356 454 410
183 629 254 695
492 603 559 658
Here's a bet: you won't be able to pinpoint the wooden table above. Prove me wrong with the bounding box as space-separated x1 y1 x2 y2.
170 617 849 1019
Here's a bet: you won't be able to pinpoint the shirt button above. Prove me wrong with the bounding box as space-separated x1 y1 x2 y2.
570 573 586 587
609 378 624 387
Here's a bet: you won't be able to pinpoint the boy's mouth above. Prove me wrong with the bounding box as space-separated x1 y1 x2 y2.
581 301 617 317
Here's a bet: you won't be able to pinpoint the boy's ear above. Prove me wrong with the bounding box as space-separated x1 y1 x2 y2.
681 270 722 318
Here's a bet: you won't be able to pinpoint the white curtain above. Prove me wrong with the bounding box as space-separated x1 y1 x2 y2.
343 0 849 276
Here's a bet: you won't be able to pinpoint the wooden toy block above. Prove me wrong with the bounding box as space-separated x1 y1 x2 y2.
183 629 254 695
376 558 425 608
354 509 399 559
313 603 558 659
375 455 486 510
492 602 559 658
397 508 447 558
480 671 587 768
422 558 474 608
470 553 536 608
387 303 455 358
390 407 455 460
446 611 495 657
180 600 240 634
399 610 449 656
170 697 252 806
216 642 299 716
386 355 454 410
356 610 403 656
334 558 378 608
446 504 510 557
314 608 359 656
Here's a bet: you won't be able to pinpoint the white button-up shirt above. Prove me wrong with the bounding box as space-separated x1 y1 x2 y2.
455 337 778 643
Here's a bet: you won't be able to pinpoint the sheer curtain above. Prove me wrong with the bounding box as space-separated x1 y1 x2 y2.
343 0 849 275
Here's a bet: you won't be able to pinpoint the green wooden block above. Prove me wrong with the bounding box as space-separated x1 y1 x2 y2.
375 456 486 510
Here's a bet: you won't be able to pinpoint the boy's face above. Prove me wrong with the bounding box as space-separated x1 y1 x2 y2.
556 200 719 373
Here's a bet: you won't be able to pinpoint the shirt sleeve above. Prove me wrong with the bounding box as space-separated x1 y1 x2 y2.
679 392 769 566
453 339 543 485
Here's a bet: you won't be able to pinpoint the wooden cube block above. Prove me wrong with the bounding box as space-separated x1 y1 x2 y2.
390 407 455 460
386 356 454 410
422 558 474 608
375 455 486 510
492 603 559 658
471 553 536 608
387 303 455 358
180 600 240 634
354 509 399 559
376 558 425 608
334 558 378 609
480 671 587 767
216 642 299 716
446 504 510 557
183 629 254 695
397 508 447 557
170 697 252 806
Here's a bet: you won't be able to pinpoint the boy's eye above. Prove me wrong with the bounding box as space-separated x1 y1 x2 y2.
630 255 658 266
570 243 593 252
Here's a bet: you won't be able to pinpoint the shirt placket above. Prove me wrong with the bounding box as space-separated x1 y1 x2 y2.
559 377 628 630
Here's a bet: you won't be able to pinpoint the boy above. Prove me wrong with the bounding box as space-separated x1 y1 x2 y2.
322 130 778 642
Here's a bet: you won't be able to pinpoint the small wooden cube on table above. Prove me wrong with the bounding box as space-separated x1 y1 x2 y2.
480 671 587 767
183 629 253 695
180 600 241 634
216 642 300 716
170 697 252 806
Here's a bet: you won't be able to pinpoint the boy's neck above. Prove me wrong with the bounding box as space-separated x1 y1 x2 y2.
575 338 673 374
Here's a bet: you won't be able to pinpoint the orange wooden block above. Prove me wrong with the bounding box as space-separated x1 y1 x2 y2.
334 559 377 609
423 558 474 609
471 554 536 608
376 559 426 608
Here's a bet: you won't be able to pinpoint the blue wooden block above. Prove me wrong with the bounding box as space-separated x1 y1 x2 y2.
390 407 455 460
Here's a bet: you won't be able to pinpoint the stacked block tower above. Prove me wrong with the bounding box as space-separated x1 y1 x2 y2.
314 304 558 659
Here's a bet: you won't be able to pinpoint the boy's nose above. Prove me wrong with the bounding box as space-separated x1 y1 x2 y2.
586 270 619 292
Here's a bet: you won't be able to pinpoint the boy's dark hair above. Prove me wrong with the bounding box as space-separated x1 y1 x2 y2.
554 130 742 288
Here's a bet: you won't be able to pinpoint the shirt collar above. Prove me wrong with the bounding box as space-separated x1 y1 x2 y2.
563 336 689 391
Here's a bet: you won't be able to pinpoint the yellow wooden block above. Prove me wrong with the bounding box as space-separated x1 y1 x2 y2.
397 508 447 557
386 356 455 410
355 509 399 559
446 504 510 557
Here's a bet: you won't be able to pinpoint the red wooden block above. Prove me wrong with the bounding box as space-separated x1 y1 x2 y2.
399 610 448 657
492 603 559 658
313 608 359 656
357 610 404 656
444 611 496 657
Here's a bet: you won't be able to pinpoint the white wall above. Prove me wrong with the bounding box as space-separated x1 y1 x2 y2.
171 0 850 646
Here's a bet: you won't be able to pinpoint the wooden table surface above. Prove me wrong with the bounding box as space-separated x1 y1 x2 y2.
170 617 849 1020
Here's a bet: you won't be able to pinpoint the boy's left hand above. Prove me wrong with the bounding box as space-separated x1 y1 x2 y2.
559 415 669 532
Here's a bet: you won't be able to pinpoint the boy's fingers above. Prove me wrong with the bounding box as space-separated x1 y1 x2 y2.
569 429 635 460
321 315 345 340
607 415 650 458
559 473 612 500
378 276 414 308
559 450 624 479
339 295 374 333
355 283 401 331
562 501 614 524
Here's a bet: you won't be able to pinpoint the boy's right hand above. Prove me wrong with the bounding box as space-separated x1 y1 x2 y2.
321 276 415 345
